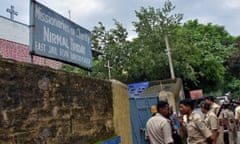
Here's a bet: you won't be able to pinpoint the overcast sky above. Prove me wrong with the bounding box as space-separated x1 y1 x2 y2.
1 0 240 39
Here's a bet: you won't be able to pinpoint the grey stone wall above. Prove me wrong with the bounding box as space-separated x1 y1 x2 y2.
0 58 116 144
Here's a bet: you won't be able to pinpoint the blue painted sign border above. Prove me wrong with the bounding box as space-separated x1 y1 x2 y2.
29 0 92 70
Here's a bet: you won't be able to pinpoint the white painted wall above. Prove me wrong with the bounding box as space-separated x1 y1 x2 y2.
0 16 29 45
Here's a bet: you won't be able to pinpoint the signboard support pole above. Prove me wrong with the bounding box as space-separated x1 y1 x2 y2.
30 54 33 64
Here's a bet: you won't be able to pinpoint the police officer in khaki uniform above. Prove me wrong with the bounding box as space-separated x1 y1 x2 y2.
205 96 220 114
200 102 219 144
234 102 240 144
235 102 240 130
223 103 237 144
145 100 173 144
179 99 212 144
205 96 224 144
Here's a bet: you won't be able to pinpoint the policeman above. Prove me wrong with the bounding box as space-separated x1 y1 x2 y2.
179 99 212 144
234 102 240 130
205 96 220 116
145 101 174 144
205 96 224 144
234 102 240 144
200 102 219 144
223 102 237 144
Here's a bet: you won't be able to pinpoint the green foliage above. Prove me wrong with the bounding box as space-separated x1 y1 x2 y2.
88 0 240 96
228 37 240 79
127 0 183 82
91 19 130 81
133 0 183 36
61 64 88 75
171 20 235 92
225 77 240 99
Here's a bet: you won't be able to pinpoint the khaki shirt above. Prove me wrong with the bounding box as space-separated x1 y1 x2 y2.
223 109 236 131
186 111 212 144
204 111 218 130
210 102 220 116
235 105 240 121
210 102 224 129
145 113 173 144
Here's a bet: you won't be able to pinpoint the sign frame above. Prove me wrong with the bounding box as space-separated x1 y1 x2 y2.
29 0 92 71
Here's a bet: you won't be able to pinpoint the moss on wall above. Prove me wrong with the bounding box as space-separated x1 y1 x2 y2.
0 58 116 144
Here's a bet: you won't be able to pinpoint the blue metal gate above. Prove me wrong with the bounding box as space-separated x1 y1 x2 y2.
129 96 159 144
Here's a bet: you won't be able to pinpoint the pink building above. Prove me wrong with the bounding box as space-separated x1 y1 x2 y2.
0 16 62 69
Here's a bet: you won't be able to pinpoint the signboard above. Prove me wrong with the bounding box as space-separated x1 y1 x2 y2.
29 0 92 70
190 89 203 99
128 82 149 97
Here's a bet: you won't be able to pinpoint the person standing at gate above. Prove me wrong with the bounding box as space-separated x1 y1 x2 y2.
145 100 174 144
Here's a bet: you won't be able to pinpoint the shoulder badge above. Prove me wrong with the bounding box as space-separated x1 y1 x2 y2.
196 122 204 129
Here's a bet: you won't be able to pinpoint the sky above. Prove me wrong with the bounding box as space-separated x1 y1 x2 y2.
1 0 240 40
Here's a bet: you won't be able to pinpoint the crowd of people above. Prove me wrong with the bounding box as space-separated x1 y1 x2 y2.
144 96 240 144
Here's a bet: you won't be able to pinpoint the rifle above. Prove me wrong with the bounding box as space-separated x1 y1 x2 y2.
217 104 224 118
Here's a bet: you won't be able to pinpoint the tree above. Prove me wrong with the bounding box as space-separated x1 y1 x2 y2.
91 19 130 81
131 3 235 93
224 36 240 98
130 0 183 82
171 20 235 92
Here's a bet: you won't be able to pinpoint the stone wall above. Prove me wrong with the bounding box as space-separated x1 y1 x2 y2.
111 80 133 144
0 58 132 144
